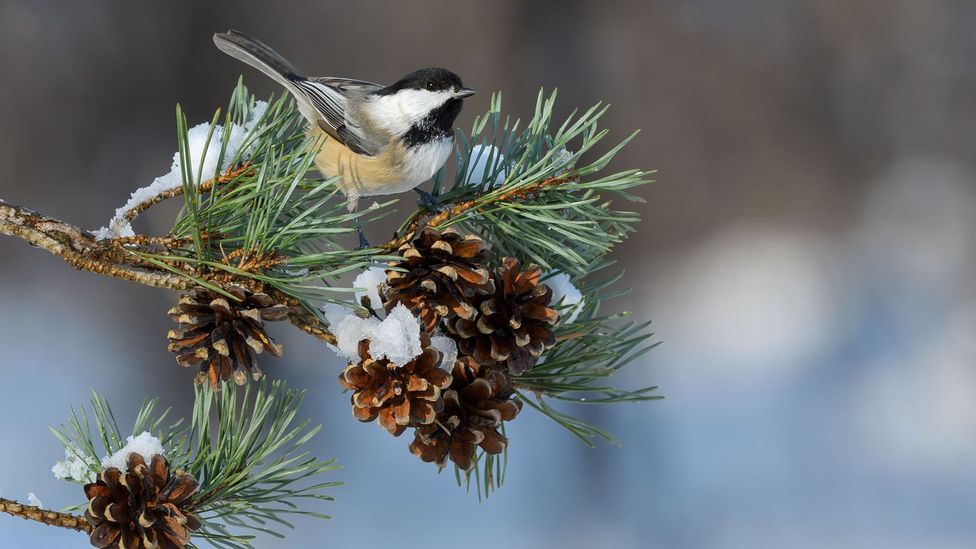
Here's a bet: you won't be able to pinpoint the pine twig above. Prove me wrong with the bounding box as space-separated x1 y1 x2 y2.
120 162 252 225
0 497 91 534
267 289 338 346
383 174 575 251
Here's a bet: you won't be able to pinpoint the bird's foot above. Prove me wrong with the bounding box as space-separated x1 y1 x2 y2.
414 188 447 214
356 224 370 250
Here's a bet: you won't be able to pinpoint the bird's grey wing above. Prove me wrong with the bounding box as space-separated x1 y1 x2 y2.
309 76 383 94
289 78 380 156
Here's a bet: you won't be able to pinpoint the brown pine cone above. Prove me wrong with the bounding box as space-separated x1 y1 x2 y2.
445 257 559 375
384 227 495 333
338 333 453 436
84 453 200 549
167 285 290 388
410 357 523 471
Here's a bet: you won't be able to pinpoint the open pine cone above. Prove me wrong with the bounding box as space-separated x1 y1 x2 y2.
410 356 523 471
338 333 453 436
384 227 495 332
167 285 290 388
445 257 559 375
84 453 200 549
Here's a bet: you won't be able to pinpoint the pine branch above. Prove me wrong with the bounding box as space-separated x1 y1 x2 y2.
0 200 194 290
0 497 91 533
0 200 342 346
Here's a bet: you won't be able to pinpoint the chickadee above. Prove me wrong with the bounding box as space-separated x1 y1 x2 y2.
213 30 474 220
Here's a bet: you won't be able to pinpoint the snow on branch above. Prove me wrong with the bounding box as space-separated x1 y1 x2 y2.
93 101 268 240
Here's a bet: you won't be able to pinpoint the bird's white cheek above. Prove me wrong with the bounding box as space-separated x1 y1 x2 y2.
367 90 454 135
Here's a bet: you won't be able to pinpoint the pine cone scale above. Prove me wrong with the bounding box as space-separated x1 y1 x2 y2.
460 377 494 402
352 405 377 422
258 304 291 320
166 331 209 350
456 266 491 285
210 326 231 356
478 429 507 454
410 400 438 424
90 522 118 548
522 303 559 323
391 398 411 425
405 375 429 393
238 307 264 324
377 407 407 436
475 316 498 334
489 334 516 359
434 264 458 280
160 473 198 505
448 238 488 259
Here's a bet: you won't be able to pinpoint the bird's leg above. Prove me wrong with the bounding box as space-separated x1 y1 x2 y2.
346 194 370 249
355 220 370 250
414 188 446 214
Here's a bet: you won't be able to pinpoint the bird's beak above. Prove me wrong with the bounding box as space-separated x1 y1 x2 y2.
454 87 476 98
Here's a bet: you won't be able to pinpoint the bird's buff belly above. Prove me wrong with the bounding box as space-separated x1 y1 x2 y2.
309 130 448 199
308 128 452 204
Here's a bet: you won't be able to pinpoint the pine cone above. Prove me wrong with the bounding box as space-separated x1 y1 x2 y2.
338 333 453 436
410 357 523 471
384 227 495 333
167 285 290 388
445 257 559 375
84 453 200 549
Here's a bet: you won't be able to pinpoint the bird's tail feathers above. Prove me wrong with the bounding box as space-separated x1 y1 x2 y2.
214 30 303 79
213 30 320 121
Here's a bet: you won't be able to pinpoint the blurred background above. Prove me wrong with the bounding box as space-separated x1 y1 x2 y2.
1 1 975 547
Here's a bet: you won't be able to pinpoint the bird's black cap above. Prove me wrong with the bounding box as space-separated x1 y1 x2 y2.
377 68 465 95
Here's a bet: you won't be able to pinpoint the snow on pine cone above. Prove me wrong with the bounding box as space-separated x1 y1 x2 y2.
384 227 495 333
167 285 290 388
338 332 453 436
410 356 523 471
445 257 559 375
84 453 200 549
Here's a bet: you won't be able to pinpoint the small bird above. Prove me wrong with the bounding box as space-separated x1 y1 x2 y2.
213 30 474 245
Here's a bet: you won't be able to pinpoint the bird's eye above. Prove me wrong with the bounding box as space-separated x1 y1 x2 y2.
425 81 437 91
